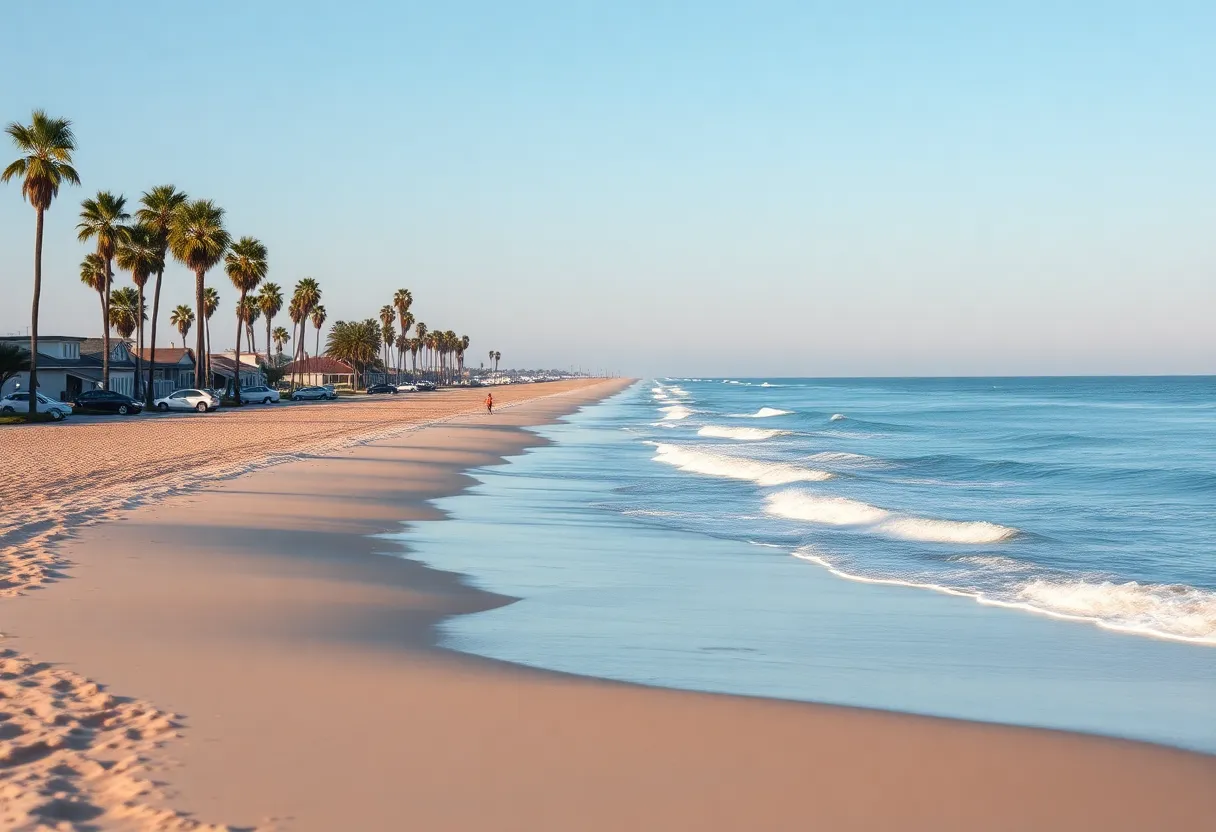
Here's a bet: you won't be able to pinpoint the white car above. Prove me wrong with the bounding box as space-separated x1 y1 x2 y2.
290 386 337 401
154 389 220 413
240 385 281 404
0 391 72 420
395 383 417 392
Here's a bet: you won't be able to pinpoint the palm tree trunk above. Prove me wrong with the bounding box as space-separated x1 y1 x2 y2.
315 325 320 364
266 316 273 370
102 260 112 390
233 289 246 406
147 269 163 406
27 209 44 419
194 271 206 387
134 284 145 399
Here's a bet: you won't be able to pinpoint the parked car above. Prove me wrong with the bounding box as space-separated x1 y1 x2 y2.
395 383 417 392
415 380 437 391
366 383 397 395
291 385 337 401
153 389 220 412
72 389 144 415
0 391 72 420
239 385 281 404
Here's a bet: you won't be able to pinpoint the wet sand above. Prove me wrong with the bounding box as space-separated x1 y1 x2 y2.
2 378 1214 830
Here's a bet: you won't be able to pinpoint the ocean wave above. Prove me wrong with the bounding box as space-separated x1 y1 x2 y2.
805 451 887 468
650 443 832 486
659 405 694 421
792 548 1216 644
697 426 788 441
829 413 846 421
766 490 1018 544
731 407 794 418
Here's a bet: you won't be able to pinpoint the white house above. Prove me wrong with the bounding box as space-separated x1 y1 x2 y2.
0 335 136 400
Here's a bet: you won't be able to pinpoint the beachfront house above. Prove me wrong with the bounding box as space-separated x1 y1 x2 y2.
283 356 355 389
208 352 265 393
0 335 136 400
129 347 197 398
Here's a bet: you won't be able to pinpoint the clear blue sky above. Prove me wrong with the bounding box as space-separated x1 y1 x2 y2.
2 1 1213 376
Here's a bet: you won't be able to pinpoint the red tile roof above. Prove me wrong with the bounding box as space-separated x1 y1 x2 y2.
283 356 355 374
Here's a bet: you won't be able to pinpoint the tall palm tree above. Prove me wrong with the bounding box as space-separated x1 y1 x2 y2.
168 199 230 387
115 224 163 399
243 302 261 354
289 278 321 388
169 304 194 348
136 185 187 404
488 349 495 380
409 337 421 376
77 191 131 389
108 286 143 342
378 305 396 373
2 111 80 418
80 254 107 353
459 334 470 381
494 351 502 378
287 296 304 390
224 236 268 404
272 326 290 358
393 288 413 373
414 322 428 378
310 304 327 363
256 282 283 365
202 287 219 387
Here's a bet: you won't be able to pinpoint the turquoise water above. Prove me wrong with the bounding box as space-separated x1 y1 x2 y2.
398 378 1216 753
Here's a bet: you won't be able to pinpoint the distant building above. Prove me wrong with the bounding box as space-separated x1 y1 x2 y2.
207 353 265 392
282 356 355 388
128 346 197 398
0 335 136 400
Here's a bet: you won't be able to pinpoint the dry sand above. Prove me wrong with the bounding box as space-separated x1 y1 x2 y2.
2 379 1214 831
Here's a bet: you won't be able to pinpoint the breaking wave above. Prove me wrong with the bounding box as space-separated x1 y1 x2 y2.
659 405 693 421
829 413 846 421
732 407 793 418
697 426 788 441
766 490 1018 544
650 443 832 486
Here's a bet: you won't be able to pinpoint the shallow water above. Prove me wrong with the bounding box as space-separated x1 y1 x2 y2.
398 378 1216 753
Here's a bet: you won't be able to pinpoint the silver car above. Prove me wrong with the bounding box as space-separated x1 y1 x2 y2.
0 391 72 420
290 385 336 401
240 385 281 404
154 389 220 412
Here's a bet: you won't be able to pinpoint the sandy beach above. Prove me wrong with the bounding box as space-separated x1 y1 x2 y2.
2 378 1214 831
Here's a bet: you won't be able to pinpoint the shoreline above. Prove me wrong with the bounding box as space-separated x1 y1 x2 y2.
3 378 1215 830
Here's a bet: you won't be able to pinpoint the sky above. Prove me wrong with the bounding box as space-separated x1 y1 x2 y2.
2 1 1214 376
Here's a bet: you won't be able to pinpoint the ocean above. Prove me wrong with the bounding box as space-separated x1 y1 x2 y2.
398 377 1216 753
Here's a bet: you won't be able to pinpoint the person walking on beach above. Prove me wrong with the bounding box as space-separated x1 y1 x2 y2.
485 392 494 415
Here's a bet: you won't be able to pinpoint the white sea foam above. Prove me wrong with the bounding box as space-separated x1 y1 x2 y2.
829 413 846 421
731 407 793 418
697 426 788 441
766 490 1018 544
659 405 694 421
793 548 1216 645
650 443 832 486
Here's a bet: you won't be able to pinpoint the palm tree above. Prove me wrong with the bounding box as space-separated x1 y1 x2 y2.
136 185 188 404
289 278 321 389
224 236 268 404
115 224 163 399
325 319 380 388
169 304 195 348
459 334 470 382
488 349 495 380
409 337 421 376
0 343 31 396
108 286 143 341
168 199 230 387
393 288 413 374
202 287 220 387
378 305 396 374
2 111 80 418
256 282 282 365
272 325 290 358
414 322 428 378
77 191 131 390
495 351 502 378
287 296 304 389
310 304 327 363
243 303 261 354
80 254 108 346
